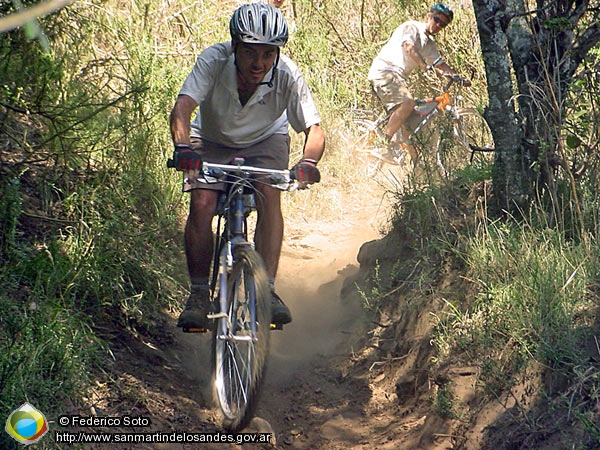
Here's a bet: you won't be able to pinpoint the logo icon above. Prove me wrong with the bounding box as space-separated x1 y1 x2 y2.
5 403 49 445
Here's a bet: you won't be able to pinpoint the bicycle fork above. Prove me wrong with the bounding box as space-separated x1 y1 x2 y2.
209 240 260 342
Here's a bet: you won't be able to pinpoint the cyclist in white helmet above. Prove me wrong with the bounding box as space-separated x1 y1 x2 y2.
368 3 469 164
170 3 325 330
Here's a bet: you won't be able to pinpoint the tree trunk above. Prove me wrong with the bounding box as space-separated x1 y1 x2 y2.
472 0 528 214
473 0 600 220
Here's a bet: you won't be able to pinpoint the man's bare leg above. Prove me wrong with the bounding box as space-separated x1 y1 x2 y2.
253 183 291 324
178 188 219 329
185 189 218 280
385 101 418 162
253 184 283 279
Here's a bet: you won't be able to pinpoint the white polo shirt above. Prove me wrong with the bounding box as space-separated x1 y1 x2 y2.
179 42 321 148
368 21 441 81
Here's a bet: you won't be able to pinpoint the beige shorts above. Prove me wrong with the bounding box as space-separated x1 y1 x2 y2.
370 71 413 113
183 134 290 192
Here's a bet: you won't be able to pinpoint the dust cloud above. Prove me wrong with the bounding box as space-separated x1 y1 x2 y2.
266 207 384 382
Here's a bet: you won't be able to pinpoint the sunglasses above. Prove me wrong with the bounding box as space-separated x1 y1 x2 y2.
432 15 449 28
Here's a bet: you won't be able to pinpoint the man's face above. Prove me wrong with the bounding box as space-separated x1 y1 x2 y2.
426 12 450 35
234 42 278 87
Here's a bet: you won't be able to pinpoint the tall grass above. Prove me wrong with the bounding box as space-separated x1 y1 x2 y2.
1 0 428 436
0 1 198 442
427 198 600 443
372 167 599 443
436 219 595 368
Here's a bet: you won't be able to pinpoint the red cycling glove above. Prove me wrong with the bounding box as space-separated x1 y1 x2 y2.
291 159 321 184
172 144 202 171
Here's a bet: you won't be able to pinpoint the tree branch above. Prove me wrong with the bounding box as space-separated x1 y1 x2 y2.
0 0 74 34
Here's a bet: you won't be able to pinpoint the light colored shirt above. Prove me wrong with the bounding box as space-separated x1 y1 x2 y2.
179 42 320 148
368 21 441 81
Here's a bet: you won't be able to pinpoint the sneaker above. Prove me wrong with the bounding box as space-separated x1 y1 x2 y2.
382 141 405 165
177 288 211 330
382 150 404 165
271 291 292 324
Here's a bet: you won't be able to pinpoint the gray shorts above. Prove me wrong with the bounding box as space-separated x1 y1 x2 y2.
370 71 413 113
182 134 290 192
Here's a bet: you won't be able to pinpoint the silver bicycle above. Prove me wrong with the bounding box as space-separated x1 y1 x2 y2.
188 158 304 431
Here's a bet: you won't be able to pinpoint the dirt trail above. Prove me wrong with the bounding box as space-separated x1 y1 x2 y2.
246 192 438 450
254 202 384 448
84 182 413 450
100 174 575 450
181 193 393 448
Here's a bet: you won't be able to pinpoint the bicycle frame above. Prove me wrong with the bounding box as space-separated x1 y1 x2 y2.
205 159 293 328
213 188 258 341
406 79 457 139
201 158 296 431
357 74 493 176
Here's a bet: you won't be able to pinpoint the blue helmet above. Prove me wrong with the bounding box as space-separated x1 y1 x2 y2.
430 2 454 22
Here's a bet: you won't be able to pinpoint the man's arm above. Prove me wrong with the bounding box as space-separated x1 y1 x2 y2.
402 41 459 75
290 124 325 184
170 94 198 144
433 61 471 86
402 41 428 71
301 124 325 163
434 61 455 76
401 42 469 85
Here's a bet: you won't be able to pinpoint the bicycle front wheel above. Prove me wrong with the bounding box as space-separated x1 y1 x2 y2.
212 245 271 432
436 108 495 176
455 108 495 168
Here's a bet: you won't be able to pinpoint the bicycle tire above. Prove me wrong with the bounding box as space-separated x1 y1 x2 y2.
436 108 495 176
212 245 271 432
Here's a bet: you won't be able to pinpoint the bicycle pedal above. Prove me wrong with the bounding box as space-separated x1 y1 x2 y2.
270 323 283 331
182 326 209 333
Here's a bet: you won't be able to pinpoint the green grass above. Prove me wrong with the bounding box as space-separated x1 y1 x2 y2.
355 167 599 444
427 194 599 441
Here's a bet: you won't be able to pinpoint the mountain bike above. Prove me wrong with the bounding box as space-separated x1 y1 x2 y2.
168 157 305 432
353 74 495 176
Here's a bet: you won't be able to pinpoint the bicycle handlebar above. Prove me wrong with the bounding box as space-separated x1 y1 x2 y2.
442 73 471 90
205 161 312 191
173 159 310 191
203 161 290 182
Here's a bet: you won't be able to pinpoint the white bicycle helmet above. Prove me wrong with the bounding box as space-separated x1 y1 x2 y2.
230 3 288 47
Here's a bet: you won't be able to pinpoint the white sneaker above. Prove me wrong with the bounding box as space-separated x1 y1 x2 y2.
383 141 405 165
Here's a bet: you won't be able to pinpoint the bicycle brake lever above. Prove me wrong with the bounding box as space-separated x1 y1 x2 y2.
202 167 224 183
294 181 310 191
269 173 288 184
426 56 443 72
206 167 225 178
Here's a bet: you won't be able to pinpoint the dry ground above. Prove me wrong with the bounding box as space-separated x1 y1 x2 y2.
61 170 466 450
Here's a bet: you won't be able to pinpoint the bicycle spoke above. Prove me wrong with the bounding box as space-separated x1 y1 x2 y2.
221 340 252 415
212 246 270 432
218 280 253 418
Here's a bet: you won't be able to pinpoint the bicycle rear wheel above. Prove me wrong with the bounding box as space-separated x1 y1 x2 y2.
212 245 271 432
